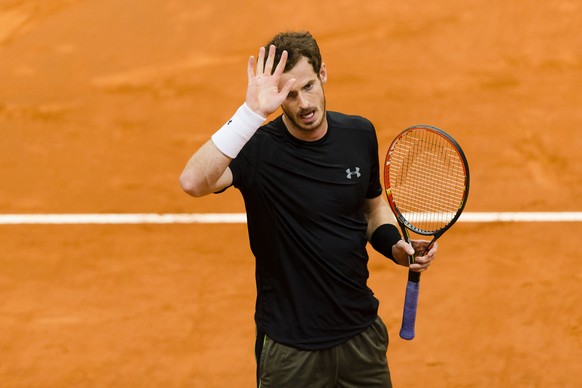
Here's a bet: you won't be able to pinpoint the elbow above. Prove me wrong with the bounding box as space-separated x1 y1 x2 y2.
179 173 206 198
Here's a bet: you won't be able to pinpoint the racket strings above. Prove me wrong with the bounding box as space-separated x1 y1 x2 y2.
389 130 466 234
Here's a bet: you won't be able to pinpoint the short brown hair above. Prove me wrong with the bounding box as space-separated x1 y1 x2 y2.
264 31 322 75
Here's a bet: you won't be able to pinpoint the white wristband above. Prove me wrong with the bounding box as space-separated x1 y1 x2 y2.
211 103 266 158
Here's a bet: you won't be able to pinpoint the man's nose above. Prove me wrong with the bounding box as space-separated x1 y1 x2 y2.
297 93 310 108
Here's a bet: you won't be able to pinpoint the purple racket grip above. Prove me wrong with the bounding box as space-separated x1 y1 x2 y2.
399 279 420 340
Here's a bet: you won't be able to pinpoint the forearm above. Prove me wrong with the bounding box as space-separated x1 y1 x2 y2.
365 199 395 240
179 140 232 197
180 102 266 197
365 196 409 266
181 45 296 198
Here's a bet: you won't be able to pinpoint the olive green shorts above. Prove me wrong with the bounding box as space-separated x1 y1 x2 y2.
256 316 392 388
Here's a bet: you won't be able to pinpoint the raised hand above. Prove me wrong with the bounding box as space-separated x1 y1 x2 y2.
246 45 296 118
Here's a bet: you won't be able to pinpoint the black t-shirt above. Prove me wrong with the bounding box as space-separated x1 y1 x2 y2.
228 111 383 350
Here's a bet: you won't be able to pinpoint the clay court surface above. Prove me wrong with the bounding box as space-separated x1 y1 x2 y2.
1 1 581 387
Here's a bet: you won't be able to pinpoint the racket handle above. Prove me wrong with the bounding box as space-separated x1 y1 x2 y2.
399 271 421 340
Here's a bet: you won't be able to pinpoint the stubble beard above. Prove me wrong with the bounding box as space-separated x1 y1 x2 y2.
282 97 327 134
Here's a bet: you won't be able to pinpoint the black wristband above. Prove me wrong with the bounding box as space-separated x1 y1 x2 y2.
370 224 402 262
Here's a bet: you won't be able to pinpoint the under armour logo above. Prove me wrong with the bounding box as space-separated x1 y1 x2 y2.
346 167 361 179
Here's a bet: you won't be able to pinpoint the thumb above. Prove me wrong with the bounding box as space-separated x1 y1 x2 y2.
279 77 296 96
396 239 415 256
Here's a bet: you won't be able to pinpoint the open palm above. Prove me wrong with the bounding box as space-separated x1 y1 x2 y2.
246 45 296 118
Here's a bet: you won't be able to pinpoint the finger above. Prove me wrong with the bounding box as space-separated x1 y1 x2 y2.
396 239 415 256
279 77 296 98
410 255 432 269
273 49 288 77
264 45 276 75
411 240 433 256
410 263 429 273
256 46 266 75
417 244 437 262
248 55 256 81
428 241 438 255
413 254 431 265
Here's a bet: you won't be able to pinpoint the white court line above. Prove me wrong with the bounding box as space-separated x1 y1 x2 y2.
0 213 246 224
0 212 581 224
459 212 582 222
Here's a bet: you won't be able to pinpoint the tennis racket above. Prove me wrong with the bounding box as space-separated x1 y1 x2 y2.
384 124 470 340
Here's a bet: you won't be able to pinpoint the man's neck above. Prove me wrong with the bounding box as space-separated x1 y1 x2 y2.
282 114 328 142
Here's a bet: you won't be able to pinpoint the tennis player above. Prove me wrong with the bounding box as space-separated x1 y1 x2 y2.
180 31 437 387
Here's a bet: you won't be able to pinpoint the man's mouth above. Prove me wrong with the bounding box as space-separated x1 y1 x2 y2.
300 110 316 121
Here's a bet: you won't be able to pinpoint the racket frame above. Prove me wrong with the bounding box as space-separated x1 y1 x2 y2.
383 124 470 340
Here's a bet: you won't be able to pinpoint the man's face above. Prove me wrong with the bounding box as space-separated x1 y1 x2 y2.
279 57 328 139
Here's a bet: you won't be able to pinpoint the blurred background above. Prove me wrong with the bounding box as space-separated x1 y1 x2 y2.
1 1 580 387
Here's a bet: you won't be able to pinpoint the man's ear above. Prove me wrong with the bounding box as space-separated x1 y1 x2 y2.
319 63 328 84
